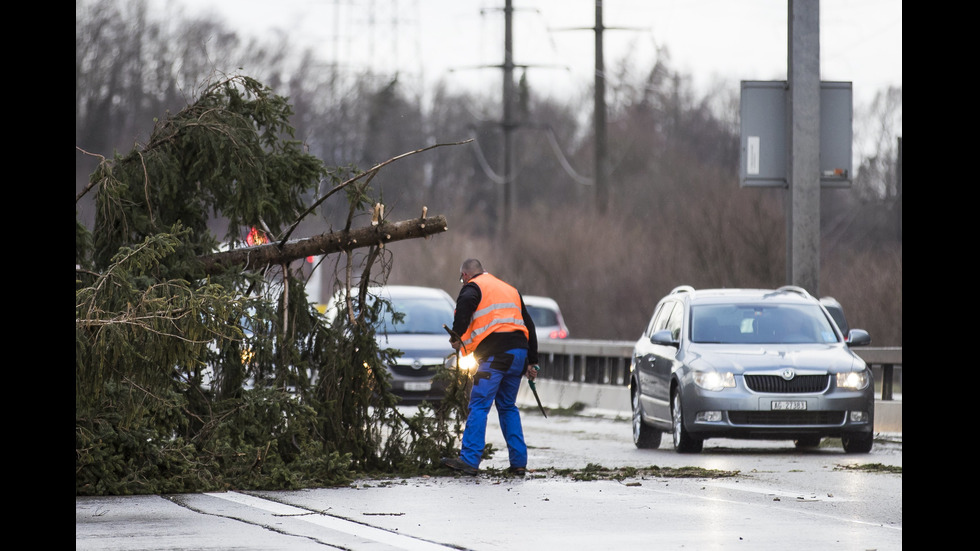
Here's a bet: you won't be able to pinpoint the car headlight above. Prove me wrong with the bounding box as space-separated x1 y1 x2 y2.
693 371 735 391
837 370 870 390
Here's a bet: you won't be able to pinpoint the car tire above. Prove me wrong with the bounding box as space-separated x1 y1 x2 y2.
794 436 822 449
671 391 703 453
841 432 873 453
631 387 662 449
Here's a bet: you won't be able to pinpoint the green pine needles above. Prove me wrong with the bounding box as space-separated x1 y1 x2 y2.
76 76 468 496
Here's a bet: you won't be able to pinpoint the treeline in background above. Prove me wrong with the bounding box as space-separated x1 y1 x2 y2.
76 0 901 346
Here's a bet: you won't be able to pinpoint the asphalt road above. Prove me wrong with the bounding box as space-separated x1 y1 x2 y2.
76 411 902 550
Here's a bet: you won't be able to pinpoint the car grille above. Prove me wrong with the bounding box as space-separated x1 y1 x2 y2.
390 363 440 377
744 374 829 393
728 411 846 425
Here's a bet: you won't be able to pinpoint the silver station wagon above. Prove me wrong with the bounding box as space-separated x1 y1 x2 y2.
629 285 874 453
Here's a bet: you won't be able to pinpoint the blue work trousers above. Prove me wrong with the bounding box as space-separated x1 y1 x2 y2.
459 348 528 469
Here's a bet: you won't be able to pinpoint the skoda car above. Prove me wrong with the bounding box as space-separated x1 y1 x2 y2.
629 285 874 453
325 285 457 404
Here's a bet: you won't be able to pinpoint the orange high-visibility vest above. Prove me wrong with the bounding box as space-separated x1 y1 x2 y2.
460 273 529 350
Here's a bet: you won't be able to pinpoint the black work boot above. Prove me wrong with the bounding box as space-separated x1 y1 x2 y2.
440 457 479 476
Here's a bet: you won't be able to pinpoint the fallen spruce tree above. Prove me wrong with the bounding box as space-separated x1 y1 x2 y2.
75 75 472 496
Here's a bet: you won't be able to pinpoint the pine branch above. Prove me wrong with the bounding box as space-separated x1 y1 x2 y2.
198 214 448 275
278 140 471 244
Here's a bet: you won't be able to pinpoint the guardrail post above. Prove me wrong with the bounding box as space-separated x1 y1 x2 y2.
881 363 894 400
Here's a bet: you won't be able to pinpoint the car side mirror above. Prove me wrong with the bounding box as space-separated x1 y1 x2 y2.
650 329 676 346
846 329 871 346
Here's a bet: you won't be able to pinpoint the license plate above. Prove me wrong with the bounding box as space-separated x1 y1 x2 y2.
771 400 806 410
404 382 432 392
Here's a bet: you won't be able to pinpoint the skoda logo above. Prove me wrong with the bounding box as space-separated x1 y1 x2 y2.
780 368 796 380
412 360 423 371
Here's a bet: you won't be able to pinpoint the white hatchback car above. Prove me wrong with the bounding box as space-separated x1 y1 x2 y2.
522 295 570 340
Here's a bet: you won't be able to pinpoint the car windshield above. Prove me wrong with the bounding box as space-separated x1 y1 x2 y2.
690 304 839 344
374 296 454 335
526 305 559 327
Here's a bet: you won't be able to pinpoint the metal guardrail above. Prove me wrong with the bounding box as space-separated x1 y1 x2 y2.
536 339 902 401
852 347 902 400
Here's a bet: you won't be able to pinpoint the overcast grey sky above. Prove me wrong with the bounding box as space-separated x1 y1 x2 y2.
156 0 901 108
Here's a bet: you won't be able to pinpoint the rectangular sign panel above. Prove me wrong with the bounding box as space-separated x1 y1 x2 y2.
740 81 853 188
740 81 787 187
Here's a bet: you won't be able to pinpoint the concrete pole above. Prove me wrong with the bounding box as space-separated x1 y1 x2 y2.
594 1 608 214
787 0 821 295
502 0 516 229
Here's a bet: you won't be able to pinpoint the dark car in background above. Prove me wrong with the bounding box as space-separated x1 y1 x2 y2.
629 285 874 453
819 296 850 339
324 285 457 404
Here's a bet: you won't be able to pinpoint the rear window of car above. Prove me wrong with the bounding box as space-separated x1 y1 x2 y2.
526 305 559 327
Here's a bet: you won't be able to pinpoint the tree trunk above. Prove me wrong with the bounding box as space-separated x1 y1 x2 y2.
199 215 448 275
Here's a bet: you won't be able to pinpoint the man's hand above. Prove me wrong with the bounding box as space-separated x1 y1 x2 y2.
526 364 539 381
443 325 462 351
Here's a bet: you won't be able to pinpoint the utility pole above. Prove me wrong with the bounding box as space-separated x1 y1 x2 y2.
743 1 853 297
502 0 516 227
482 0 544 230
555 2 644 215
594 2 608 214
787 0 821 294
466 0 524 232
479 1 607 228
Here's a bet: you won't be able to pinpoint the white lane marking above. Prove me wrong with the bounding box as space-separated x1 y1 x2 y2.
702 481 850 501
205 491 455 551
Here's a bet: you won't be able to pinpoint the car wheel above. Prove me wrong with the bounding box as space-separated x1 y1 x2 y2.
794 436 822 449
841 432 873 453
631 387 662 449
671 391 703 453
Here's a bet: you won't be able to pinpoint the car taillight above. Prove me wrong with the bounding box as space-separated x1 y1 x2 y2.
549 329 568 339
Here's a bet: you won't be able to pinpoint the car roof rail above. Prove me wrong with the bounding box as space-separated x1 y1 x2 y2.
776 285 811 298
669 285 695 295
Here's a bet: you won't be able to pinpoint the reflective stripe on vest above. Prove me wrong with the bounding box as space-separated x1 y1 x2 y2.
460 274 528 350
